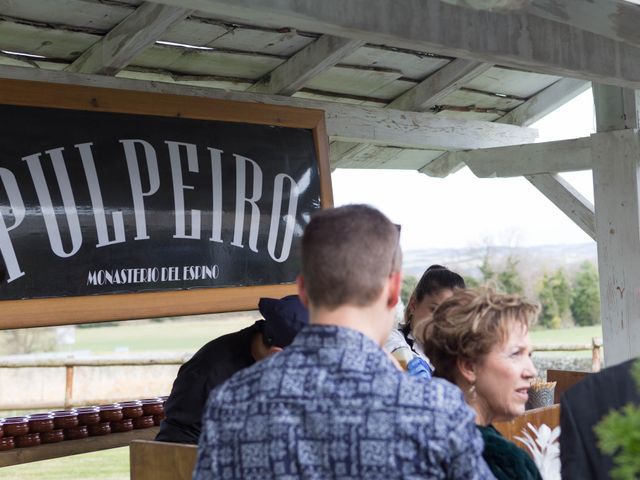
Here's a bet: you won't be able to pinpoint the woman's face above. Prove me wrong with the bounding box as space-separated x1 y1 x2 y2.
472 323 536 424
411 288 453 324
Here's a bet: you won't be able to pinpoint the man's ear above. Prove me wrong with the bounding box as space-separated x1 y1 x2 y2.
296 275 309 307
268 346 283 355
456 357 477 385
387 271 402 308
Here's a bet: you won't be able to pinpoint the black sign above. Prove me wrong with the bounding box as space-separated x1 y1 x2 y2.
0 104 321 300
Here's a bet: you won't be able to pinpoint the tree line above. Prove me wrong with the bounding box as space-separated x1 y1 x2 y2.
402 256 601 329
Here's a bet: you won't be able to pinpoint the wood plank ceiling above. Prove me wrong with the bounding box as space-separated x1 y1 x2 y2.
0 0 590 174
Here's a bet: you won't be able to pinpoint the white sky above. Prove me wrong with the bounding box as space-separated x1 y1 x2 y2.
332 89 597 251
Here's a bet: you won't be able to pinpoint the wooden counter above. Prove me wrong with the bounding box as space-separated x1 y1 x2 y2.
0 426 159 467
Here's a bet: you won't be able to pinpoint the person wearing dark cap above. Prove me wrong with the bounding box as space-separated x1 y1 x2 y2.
155 294 308 444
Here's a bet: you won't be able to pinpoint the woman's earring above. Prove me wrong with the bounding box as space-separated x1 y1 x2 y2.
468 384 477 402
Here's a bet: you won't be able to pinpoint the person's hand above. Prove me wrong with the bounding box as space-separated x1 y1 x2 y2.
407 357 432 381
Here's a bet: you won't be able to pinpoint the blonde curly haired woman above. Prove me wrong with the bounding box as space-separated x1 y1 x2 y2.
413 288 542 480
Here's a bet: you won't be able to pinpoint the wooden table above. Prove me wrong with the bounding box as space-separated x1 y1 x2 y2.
0 426 159 467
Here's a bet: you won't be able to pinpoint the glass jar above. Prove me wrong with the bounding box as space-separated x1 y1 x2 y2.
76 407 101 426
0 436 15 451
50 410 79 429
120 400 144 419
87 422 111 436
110 418 134 433
40 429 65 444
141 399 164 416
2 417 29 437
98 404 123 423
28 413 55 433
15 433 41 448
132 415 155 429
153 412 166 426
64 425 89 440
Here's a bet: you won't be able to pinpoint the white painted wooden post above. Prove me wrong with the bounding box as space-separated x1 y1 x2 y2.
592 84 640 366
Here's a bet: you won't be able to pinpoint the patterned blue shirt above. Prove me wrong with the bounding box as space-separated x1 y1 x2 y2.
194 325 495 480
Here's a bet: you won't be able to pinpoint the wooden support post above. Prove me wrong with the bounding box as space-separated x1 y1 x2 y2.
591 337 603 372
592 83 640 366
64 365 74 409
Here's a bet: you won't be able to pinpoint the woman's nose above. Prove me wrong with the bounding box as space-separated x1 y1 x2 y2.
524 357 537 379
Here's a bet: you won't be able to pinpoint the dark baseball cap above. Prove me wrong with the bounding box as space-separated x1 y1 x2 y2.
259 295 309 348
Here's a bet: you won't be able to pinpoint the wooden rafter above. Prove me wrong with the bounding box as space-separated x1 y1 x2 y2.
387 59 492 111
66 2 191 75
151 0 640 89
333 59 491 168
497 78 591 127
462 137 592 178
248 35 364 95
525 173 595 239
0 65 537 151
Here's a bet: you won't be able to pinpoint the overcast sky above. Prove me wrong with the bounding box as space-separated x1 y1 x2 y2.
332 89 596 251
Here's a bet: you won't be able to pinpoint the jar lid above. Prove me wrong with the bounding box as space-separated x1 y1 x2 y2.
120 400 142 407
140 398 162 405
98 404 122 411
76 406 100 414
2 416 28 424
28 413 54 421
50 410 78 417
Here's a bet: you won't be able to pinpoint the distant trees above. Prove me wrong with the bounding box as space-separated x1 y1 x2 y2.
571 261 601 326
401 274 418 305
537 269 572 329
477 253 524 295
460 254 600 330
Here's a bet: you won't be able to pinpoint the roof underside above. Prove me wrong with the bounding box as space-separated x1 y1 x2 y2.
0 0 597 173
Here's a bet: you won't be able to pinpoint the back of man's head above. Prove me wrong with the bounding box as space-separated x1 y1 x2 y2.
301 204 401 309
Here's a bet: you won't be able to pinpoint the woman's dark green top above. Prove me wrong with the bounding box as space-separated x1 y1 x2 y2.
477 425 543 480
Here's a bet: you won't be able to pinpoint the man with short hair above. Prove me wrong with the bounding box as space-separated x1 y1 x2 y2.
194 205 494 479
156 294 308 444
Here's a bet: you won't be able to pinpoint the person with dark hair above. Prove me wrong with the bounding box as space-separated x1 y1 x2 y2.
415 288 541 480
194 204 494 479
155 295 308 444
385 265 465 378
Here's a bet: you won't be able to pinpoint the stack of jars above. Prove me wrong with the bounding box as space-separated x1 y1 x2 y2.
0 396 167 451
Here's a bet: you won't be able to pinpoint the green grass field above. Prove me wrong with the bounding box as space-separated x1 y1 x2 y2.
1 448 129 480
59 312 258 355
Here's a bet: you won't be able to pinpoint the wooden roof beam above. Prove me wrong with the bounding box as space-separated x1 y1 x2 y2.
387 59 492 111
248 35 365 95
151 0 640 89
66 2 191 76
461 137 592 178
525 173 595 239
333 59 491 168
0 64 537 151
443 0 640 50
497 78 591 127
